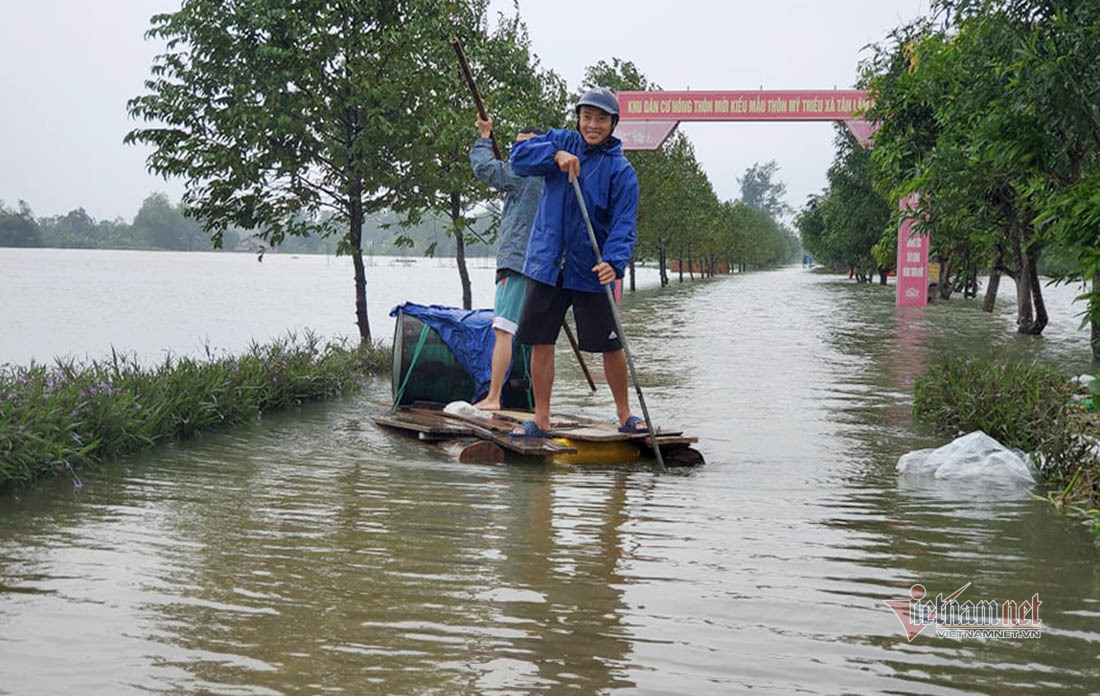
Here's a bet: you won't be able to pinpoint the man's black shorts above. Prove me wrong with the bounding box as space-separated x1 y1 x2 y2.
516 278 622 353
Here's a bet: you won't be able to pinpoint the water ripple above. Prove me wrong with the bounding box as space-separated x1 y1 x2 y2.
2 267 1098 694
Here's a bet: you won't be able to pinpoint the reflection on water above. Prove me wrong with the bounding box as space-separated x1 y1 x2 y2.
1 263 1098 694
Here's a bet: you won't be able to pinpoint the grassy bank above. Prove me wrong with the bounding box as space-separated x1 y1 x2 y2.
913 358 1100 537
0 333 388 488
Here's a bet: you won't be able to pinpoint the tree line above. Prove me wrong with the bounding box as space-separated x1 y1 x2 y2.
798 0 1100 361
0 194 208 252
120 0 795 342
0 194 505 257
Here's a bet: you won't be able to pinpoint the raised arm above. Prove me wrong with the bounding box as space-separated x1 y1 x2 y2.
469 115 521 192
470 138 521 192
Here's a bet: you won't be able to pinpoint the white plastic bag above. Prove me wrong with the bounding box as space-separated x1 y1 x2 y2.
443 400 491 420
896 431 1035 485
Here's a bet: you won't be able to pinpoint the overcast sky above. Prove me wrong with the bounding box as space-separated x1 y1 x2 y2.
0 0 927 222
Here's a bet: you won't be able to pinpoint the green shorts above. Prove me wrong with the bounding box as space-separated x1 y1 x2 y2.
493 270 528 335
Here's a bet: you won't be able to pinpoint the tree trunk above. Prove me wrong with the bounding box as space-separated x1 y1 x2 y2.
688 248 694 280
983 269 1001 313
1092 272 1100 362
451 192 472 310
1014 266 1035 334
962 249 978 299
629 258 636 292
1005 204 1038 333
348 183 371 344
1024 243 1048 334
983 249 1003 313
658 247 668 287
879 267 888 285
678 251 683 283
938 256 952 300
1093 314 1100 363
1013 260 1035 333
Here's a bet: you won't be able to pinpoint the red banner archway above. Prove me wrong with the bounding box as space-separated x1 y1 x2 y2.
615 89 925 306
615 89 876 150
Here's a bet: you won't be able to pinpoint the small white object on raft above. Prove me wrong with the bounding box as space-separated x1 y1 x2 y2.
443 401 491 421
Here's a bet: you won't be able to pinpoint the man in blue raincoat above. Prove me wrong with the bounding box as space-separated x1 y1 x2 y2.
508 87 648 437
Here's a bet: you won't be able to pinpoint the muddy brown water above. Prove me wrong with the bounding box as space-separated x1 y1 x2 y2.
2 252 1098 694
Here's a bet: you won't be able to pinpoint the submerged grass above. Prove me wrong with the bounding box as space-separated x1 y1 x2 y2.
913 357 1100 537
0 332 388 488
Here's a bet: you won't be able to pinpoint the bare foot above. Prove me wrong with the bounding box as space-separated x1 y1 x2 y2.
473 398 501 411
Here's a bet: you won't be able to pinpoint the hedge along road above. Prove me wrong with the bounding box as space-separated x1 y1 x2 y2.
0 256 1097 694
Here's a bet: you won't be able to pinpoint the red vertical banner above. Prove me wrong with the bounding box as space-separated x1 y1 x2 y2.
895 193 929 307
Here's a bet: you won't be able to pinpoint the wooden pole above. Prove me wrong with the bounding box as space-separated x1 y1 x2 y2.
452 37 596 392
562 320 597 392
451 39 502 160
572 178 665 470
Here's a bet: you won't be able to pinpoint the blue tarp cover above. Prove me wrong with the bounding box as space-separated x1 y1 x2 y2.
390 303 493 402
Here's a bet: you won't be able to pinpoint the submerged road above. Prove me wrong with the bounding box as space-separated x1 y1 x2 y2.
1 266 1097 694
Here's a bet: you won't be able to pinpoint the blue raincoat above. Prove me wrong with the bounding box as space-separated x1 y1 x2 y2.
510 129 638 293
469 137 543 275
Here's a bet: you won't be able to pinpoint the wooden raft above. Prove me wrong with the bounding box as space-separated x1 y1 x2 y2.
374 406 703 466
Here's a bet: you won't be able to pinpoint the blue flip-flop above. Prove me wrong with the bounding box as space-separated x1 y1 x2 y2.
510 420 553 439
618 415 650 434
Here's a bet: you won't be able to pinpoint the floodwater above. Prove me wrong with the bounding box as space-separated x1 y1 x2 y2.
1 248 1098 695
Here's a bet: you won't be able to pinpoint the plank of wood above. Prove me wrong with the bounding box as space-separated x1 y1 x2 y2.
502 410 686 439
374 414 474 437
379 408 700 463
548 426 639 441
493 409 536 422
407 408 511 434
546 427 689 442
407 408 687 443
436 408 687 438
650 436 699 446
492 409 584 429
411 408 576 455
572 418 683 438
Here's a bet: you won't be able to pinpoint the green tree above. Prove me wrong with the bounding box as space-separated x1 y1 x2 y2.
578 58 661 290
38 207 100 248
862 0 1100 357
641 132 707 286
127 0 473 342
392 7 566 309
132 193 208 250
738 160 791 219
798 126 891 283
980 0 1100 358
0 201 42 247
